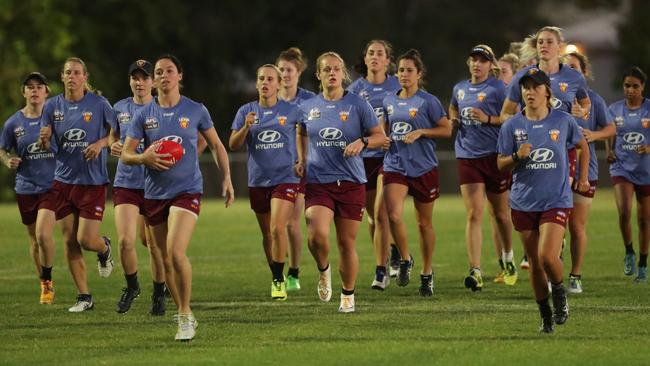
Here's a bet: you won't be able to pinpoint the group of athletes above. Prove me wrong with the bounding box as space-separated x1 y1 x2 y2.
1 25 649 340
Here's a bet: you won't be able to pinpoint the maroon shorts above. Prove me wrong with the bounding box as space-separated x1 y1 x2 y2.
383 168 440 203
511 208 572 232
612 176 650 200
143 193 202 226
248 183 300 214
305 181 365 221
40 181 107 220
112 187 145 213
363 157 384 191
571 180 598 198
16 192 49 225
568 148 577 179
457 154 511 193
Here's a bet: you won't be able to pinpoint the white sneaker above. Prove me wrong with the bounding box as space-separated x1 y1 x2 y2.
338 293 355 313
317 266 332 302
371 271 389 291
68 296 94 312
175 313 197 341
97 236 114 278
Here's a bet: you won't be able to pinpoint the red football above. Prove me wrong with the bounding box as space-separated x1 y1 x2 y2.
154 140 185 164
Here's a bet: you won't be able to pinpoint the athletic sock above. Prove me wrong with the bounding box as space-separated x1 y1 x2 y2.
503 250 514 263
272 261 285 282
317 263 329 272
537 297 552 316
376 265 387 276
639 254 648 268
498 259 505 271
40 266 52 281
79 293 92 302
288 267 299 278
153 281 165 297
341 288 355 295
551 281 564 293
125 272 139 290
470 267 481 277
625 243 635 255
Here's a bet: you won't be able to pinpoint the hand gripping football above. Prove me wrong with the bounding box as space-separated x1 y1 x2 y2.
154 140 185 164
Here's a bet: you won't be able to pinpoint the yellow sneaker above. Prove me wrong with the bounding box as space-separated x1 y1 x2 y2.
40 280 55 304
504 262 518 286
271 279 287 301
493 270 505 284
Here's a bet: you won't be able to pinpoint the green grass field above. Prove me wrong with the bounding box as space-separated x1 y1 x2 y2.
0 190 648 365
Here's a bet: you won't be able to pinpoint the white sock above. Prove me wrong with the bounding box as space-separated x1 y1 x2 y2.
503 250 514 263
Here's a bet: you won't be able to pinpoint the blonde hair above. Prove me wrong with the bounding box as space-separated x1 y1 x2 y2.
62 57 96 92
276 47 308 73
257 64 282 81
315 51 351 90
466 44 500 79
527 26 565 55
498 53 520 73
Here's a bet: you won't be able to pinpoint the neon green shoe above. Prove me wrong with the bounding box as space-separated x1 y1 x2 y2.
286 275 301 292
271 279 287 301
504 262 518 286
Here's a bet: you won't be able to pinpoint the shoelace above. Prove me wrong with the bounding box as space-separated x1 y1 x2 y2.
119 288 131 302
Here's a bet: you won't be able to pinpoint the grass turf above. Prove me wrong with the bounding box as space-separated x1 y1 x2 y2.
0 189 648 365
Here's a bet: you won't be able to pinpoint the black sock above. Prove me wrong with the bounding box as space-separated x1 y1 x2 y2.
288 267 299 278
40 266 52 281
79 293 92 301
342 288 355 295
569 273 581 279
376 266 387 275
625 243 635 255
272 261 285 282
317 263 329 272
551 281 564 294
639 254 648 268
153 281 165 297
125 272 139 290
537 297 552 317
498 259 505 270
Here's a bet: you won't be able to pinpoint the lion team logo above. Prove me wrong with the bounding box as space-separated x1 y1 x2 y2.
549 129 560 141
82 112 92 122
179 117 190 129
477 92 486 103
457 89 465 101
559 82 568 93
408 108 418 118
278 116 287 126
136 59 146 67
339 111 349 122
642 118 649 129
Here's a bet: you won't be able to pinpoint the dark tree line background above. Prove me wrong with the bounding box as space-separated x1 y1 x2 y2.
1 0 647 200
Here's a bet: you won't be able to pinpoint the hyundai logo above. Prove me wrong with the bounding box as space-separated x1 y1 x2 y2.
27 142 46 154
529 148 554 162
460 107 474 119
392 122 412 135
623 132 645 145
160 135 183 144
319 127 343 140
63 128 86 141
257 130 281 143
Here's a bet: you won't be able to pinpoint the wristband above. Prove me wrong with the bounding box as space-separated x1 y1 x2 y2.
487 115 491 125
361 137 369 148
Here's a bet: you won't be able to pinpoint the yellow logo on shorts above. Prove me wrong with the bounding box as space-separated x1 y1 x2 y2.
179 117 190 129
82 112 92 122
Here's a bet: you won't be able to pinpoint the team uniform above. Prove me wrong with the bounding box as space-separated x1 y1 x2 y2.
452 76 510 192
298 92 379 221
508 64 589 178
608 98 650 196
572 90 615 198
281 87 315 193
127 96 213 225
0 111 56 225
348 75 401 190
231 100 301 213
39 92 112 220
111 97 149 210
382 89 447 202
497 109 583 231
